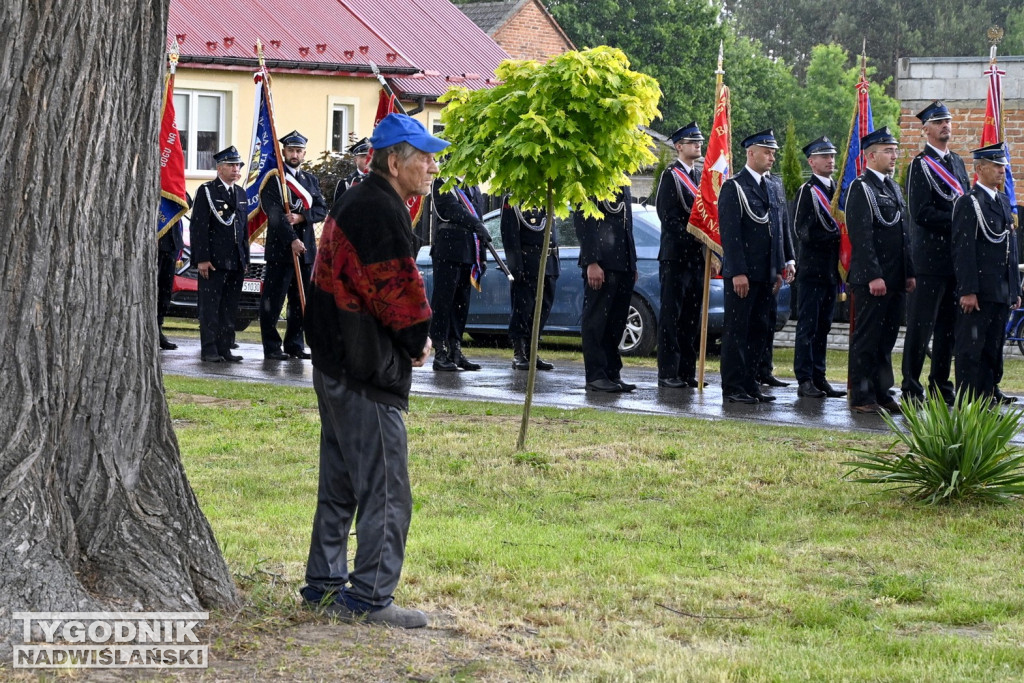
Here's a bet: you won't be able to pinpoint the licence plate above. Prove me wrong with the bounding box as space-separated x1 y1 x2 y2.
242 280 261 294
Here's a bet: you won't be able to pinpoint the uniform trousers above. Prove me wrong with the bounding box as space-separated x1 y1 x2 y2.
259 259 311 355
305 369 412 608
954 304 1009 399
508 248 556 340
581 270 633 383
721 280 773 396
429 260 473 346
197 268 243 358
793 279 836 384
757 295 780 380
657 260 703 381
848 285 904 406
157 249 176 327
901 274 956 399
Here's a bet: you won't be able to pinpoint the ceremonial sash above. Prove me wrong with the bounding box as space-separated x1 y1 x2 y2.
810 185 840 231
670 166 699 198
284 172 313 209
455 187 485 291
922 155 964 197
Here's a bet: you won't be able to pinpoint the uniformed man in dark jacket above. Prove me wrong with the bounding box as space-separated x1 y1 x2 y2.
428 177 492 371
192 146 250 363
259 130 329 360
846 128 916 413
333 138 369 205
500 199 558 371
157 195 188 350
791 136 846 399
718 130 785 404
755 174 796 388
655 122 707 388
901 101 969 404
574 187 638 392
951 143 1021 400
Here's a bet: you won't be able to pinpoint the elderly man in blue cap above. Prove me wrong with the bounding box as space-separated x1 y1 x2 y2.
951 142 1021 402
191 145 249 363
846 127 916 414
717 129 786 404
300 114 446 628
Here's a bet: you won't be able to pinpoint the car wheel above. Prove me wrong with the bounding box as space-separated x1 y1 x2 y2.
619 294 656 356
1015 315 1024 357
234 316 255 332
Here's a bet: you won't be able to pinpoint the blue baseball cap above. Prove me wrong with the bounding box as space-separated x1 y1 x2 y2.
370 114 450 153
972 142 1009 166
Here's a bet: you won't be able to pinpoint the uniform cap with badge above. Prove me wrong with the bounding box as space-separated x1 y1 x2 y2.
741 129 779 149
279 130 308 148
670 121 704 144
802 136 837 157
213 146 244 166
347 138 371 156
860 127 899 150
971 142 1009 165
916 100 952 124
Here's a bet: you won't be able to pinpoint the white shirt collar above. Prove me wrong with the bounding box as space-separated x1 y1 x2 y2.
220 180 234 192
867 167 889 183
679 160 693 174
926 143 949 160
745 165 765 184
814 174 833 188
976 183 998 200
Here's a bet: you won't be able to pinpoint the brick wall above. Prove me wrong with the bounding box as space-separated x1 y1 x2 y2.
492 0 573 62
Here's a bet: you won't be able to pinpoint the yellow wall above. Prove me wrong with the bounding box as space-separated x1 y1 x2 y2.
175 66 443 196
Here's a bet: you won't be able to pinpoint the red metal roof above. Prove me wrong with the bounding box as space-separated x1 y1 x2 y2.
343 0 510 97
167 0 509 96
168 0 417 73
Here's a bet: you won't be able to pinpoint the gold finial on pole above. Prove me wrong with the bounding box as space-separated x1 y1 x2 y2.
988 26 1003 63
256 38 265 67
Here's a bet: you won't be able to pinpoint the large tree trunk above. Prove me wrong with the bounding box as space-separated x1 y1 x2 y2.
0 0 238 653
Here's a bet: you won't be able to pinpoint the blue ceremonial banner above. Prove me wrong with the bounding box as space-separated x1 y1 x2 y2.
244 71 282 242
831 68 875 280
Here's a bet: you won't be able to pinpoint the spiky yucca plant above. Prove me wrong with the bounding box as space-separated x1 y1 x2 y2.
844 392 1024 504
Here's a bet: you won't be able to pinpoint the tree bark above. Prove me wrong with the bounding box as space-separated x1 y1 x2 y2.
0 0 239 653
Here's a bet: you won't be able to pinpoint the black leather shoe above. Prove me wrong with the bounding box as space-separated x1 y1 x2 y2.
201 354 226 363
758 374 790 388
265 351 290 361
616 381 637 392
751 389 776 403
456 356 481 371
587 379 625 393
684 378 708 388
535 356 555 371
724 392 758 404
512 356 530 370
230 342 239 349
286 349 311 359
816 380 847 398
159 334 177 351
994 388 1018 404
224 353 243 363
879 400 902 414
797 380 826 398
658 377 687 389
432 350 458 371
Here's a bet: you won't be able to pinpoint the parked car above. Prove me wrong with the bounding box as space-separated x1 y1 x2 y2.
166 215 267 330
417 204 791 356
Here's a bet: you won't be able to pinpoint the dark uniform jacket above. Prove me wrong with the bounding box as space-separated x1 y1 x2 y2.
305 173 432 410
500 204 559 278
574 187 637 273
191 180 249 270
718 167 784 283
655 160 703 266
333 170 367 206
846 170 914 288
429 178 486 264
952 185 1020 303
793 175 840 283
261 168 329 264
906 146 969 276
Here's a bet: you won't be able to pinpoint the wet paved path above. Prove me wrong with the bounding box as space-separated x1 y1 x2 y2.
161 336 898 436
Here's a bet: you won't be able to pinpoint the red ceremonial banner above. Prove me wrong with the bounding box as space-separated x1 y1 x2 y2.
157 70 189 239
686 85 731 255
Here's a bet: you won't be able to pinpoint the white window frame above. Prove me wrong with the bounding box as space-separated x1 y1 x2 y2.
173 89 227 176
327 96 360 154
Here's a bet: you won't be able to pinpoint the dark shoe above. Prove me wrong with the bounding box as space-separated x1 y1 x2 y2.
265 351 290 361
362 603 428 629
616 381 637 392
751 389 776 403
159 333 177 351
816 380 847 398
201 354 225 363
658 377 688 389
451 342 481 371
535 356 555 371
797 380 826 398
286 349 311 359
432 344 458 371
851 403 881 414
224 353 243 363
587 379 625 393
684 378 708 388
724 392 758 404
511 339 530 370
759 374 790 388
879 400 902 414
994 388 1018 404
230 342 239 349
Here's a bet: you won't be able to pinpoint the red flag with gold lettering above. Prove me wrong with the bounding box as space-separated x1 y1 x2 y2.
686 85 730 255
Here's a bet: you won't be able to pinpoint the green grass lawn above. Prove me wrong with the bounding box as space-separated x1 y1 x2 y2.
168 376 1024 681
